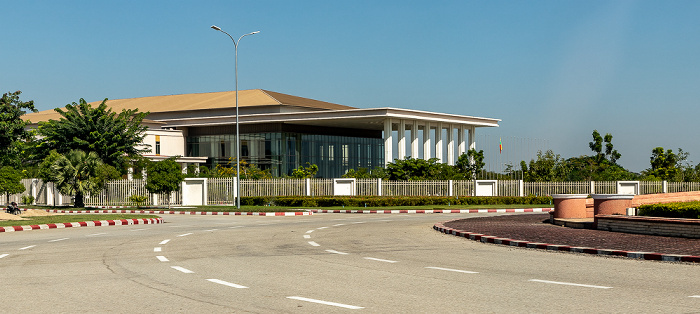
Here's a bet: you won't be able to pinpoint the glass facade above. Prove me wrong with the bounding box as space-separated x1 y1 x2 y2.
187 131 384 178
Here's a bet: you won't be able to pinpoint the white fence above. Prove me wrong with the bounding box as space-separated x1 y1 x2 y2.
6 178 700 207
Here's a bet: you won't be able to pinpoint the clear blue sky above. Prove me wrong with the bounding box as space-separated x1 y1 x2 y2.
3 0 699 172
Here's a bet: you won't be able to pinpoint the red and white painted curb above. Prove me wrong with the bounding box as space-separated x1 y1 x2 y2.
39 209 312 216
310 208 552 214
0 218 164 233
433 220 700 263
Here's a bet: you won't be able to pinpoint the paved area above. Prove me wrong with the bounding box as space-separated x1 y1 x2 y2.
443 213 700 256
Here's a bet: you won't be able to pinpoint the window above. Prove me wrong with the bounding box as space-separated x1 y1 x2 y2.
155 135 161 155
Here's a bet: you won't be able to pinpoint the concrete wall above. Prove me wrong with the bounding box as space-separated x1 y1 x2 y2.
596 215 700 238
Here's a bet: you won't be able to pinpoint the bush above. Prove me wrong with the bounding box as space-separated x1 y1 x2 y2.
21 195 35 205
638 202 700 219
267 195 552 208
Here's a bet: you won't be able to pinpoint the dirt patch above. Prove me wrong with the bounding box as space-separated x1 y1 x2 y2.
20 209 62 217
0 212 28 221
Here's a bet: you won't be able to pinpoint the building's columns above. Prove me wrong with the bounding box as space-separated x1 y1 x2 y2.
182 163 188 174
411 120 419 159
435 123 443 163
384 119 393 166
457 125 466 157
468 126 476 150
398 120 406 160
423 122 431 160
447 124 455 166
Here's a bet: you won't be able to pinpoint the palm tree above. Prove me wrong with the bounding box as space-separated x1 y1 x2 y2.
50 150 103 208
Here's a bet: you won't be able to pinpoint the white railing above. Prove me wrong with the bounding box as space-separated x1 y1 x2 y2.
12 178 700 207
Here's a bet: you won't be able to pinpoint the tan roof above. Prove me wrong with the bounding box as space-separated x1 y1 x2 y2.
24 89 356 123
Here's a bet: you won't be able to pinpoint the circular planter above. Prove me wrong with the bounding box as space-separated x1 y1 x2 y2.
551 194 589 219
591 194 635 216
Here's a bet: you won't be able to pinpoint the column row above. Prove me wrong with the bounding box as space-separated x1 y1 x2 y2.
383 118 475 166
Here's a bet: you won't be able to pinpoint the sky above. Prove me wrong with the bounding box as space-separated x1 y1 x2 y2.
3 0 700 173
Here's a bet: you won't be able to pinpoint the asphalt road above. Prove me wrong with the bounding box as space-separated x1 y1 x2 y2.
1 213 699 313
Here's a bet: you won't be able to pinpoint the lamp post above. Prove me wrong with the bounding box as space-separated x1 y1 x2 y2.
211 25 260 209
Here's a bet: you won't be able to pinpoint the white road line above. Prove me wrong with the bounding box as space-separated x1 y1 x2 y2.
156 256 169 262
287 296 363 310
306 230 314 234
48 238 69 242
325 250 349 255
332 224 346 227
308 241 320 247
352 221 366 224
364 257 398 263
86 232 107 237
303 235 311 239
529 279 612 289
159 239 171 245
171 266 194 273
0 254 8 259
207 279 248 289
377 220 392 222
229 226 244 229
426 266 479 274
204 229 218 232
316 226 328 230
689 295 700 298
19 245 36 250
178 233 193 237
332 218 347 221
154 247 162 252
130 228 148 232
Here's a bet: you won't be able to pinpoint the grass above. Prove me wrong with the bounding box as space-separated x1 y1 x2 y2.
0 214 161 227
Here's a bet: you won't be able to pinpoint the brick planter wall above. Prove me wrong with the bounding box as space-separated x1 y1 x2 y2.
596 215 700 238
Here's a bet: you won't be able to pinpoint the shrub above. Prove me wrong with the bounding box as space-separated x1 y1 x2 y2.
638 202 700 219
268 195 552 207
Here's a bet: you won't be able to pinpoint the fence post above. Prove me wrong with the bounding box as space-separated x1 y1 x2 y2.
590 181 595 194
305 178 311 196
152 194 159 206
31 179 38 205
448 180 454 197
377 178 382 196
519 180 524 197
662 180 668 193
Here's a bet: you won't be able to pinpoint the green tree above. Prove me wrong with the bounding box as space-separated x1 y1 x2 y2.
384 157 456 180
0 166 26 205
1 91 38 168
589 130 621 164
50 150 105 208
145 158 186 209
455 149 485 179
342 167 387 179
37 98 149 173
212 158 272 179
291 162 319 178
646 147 680 181
520 150 567 182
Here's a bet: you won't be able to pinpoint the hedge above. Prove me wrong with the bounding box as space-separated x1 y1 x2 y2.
638 201 700 219
240 195 552 207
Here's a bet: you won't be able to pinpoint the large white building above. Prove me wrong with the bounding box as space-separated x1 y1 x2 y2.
25 89 500 177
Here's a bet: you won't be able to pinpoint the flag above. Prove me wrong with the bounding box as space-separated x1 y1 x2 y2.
499 138 502 154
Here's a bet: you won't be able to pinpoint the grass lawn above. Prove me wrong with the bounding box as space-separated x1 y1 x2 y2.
0 214 161 227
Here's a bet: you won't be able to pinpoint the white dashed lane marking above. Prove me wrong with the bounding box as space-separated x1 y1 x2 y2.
426 266 479 274
689 295 700 298
303 235 311 239
204 229 218 232
86 232 107 237
178 233 193 237
316 227 328 230
19 245 36 250
48 238 69 242
529 279 612 289
332 224 346 227
308 241 320 247
154 247 162 252
364 257 398 263
207 279 248 289
305 230 314 234
171 266 194 273
325 250 349 255
287 296 363 310
156 256 169 262
0 254 8 259
130 228 148 232
159 239 171 245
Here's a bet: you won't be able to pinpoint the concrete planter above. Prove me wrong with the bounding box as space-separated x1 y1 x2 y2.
551 194 590 219
591 194 634 216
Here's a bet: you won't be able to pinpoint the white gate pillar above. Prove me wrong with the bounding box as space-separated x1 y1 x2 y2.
384 119 393 166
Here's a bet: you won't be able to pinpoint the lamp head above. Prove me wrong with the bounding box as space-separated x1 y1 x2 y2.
210 25 222 31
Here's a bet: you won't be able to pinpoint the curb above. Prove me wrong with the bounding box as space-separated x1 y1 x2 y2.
433 220 700 263
1 218 164 233
310 208 552 214
38 209 312 216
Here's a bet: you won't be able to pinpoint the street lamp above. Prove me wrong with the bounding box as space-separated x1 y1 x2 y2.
211 25 260 209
